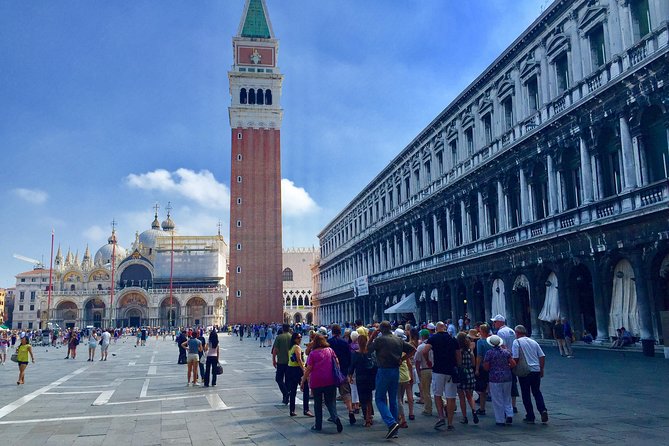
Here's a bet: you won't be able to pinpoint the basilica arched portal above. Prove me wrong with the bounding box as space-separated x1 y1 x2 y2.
116 292 149 327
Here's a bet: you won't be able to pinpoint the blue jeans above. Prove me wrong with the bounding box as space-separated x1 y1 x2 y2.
375 367 399 427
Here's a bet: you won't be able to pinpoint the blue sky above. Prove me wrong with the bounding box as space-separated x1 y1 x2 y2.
0 0 545 287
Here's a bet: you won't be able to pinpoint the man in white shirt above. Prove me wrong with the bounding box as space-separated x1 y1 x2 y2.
512 325 548 424
100 329 112 361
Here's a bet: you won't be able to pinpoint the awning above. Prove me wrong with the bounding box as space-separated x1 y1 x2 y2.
384 293 417 314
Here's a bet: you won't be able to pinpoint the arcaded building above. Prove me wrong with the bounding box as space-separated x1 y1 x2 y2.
315 0 669 346
282 248 317 325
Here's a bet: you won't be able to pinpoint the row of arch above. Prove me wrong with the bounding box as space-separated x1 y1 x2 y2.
240 88 273 105
284 312 313 325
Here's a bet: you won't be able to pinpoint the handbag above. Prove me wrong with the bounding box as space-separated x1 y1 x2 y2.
199 354 206 365
10 353 18 363
215 361 224 375
331 353 347 386
512 340 531 377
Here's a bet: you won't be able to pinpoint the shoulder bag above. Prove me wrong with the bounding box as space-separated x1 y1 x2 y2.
512 340 531 377
331 351 347 386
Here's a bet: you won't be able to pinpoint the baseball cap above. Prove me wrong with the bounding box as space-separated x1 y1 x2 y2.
491 314 506 322
426 323 436 330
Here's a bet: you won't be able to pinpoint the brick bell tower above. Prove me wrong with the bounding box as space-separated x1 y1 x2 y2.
227 0 283 324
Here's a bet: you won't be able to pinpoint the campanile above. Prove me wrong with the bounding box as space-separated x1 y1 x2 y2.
227 0 283 324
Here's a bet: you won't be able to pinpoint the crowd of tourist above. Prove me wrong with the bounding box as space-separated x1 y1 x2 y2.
258 315 550 439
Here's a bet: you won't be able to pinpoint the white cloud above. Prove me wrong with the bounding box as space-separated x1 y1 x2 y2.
13 188 48 204
125 168 229 210
281 179 319 217
82 225 107 244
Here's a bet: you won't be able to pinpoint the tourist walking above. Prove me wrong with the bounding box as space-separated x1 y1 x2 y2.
203 329 219 387
414 328 433 416
272 323 292 404
475 324 492 416
87 329 98 361
301 334 343 433
368 321 416 439
16 336 35 385
422 322 460 432
328 324 355 424
176 330 187 364
512 325 549 424
456 332 478 425
0 332 9 365
483 334 516 426
348 333 377 427
100 329 111 361
182 331 203 386
491 314 518 413
286 332 312 417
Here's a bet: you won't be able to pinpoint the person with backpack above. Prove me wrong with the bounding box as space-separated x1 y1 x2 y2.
348 333 377 427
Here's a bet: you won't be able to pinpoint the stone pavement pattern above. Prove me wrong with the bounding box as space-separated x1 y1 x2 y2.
0 334 667 445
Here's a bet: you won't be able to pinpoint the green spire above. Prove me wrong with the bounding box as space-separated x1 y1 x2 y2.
241 0 271 38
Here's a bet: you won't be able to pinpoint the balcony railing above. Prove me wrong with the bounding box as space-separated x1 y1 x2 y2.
317 179 668 299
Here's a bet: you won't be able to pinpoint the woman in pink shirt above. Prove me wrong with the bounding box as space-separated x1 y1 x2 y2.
301 334 343 433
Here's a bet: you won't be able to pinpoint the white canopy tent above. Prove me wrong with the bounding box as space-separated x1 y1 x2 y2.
384 292 418 323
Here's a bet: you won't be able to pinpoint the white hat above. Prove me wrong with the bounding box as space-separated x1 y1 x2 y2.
487 334 504 347
350 331 359 342
318 326 328 335
426 323 436 330
393 328 407 340
491 314 506 322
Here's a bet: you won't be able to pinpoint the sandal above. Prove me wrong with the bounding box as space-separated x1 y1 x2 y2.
303 411 314 417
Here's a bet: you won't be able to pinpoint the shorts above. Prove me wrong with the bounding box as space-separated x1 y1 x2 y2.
101 344 109 352
187 354 199 363
0 346 7 354
431 372 457 399
338 381 351 397
475 370 489 392
18 361 29 366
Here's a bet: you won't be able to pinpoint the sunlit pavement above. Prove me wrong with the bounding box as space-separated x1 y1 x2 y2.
0 334 667 445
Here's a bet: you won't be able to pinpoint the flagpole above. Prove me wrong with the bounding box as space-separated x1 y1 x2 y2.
109 221 117 329
169 225 174 329
47 229 54 329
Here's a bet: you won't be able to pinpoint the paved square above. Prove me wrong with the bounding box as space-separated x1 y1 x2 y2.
0 335 667 445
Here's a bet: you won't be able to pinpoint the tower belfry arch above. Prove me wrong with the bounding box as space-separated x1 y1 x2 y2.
227 0 283 323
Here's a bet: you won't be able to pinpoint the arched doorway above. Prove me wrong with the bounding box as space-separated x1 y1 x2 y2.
512 275 531 334
470 281 484 324
294 313 303 324
84 298 106 328
160 298 181 328
185 296 207 327
306 312 313 324
569 264 596 337
117 292 148 328
56 301 78 329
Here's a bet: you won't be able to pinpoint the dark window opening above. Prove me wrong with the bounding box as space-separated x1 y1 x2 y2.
240 88 247 104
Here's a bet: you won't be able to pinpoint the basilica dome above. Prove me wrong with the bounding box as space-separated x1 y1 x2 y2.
139 213 165 248
94 232 127 266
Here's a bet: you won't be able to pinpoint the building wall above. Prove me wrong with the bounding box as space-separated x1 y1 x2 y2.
282 248 317 324
314 0 669 343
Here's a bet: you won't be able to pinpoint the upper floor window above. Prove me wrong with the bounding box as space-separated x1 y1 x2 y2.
555 53 570 94
630 0 651 40
248 88 256 104
482 113 493 144
240 88 247 104
257 88 264 105
424 160 432 183
282 268 294 281
450 140 458 166
436 151 444 175
465 128 474 156
526 75 539 113
265 89 273 105
502 97 514 131
588 24 606 69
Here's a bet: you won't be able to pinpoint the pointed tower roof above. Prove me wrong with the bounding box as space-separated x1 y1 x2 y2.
238 0 273 39
55 245 62 260
83 245 91 260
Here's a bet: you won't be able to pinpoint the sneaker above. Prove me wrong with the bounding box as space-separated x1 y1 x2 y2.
475 409 486 416
386 423 400 439
447 425 455 431
434 419 446 429
506 416 513 425
472 411 479 424
460 417 468 424
541 410 549 423
310 425 321 432
523 417 535 424
349 412 356 425
335 418 343 433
